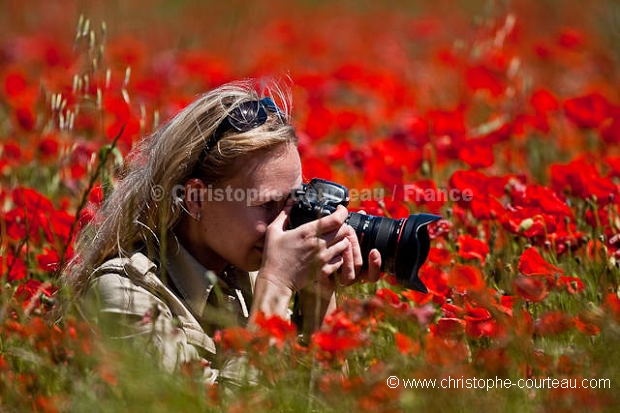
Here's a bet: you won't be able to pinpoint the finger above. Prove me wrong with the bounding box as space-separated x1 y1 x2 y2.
336 238 356 286
297 205 349 238
269 208 290 231
320 238 350 277
344 225 363 269
364 248 382 283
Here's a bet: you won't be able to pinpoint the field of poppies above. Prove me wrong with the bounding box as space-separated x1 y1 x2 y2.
2 0 620 411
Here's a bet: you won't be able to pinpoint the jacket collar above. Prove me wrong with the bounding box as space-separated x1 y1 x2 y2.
163 240 219 318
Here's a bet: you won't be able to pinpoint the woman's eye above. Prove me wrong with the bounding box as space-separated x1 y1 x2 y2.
259 201 278 210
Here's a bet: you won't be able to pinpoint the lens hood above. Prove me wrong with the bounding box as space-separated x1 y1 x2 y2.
394 213 441 292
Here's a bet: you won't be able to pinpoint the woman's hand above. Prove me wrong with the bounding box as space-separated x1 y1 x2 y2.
249 205 382 326
259 205 355 292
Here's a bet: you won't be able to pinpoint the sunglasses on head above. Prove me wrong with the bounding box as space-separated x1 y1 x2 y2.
196 97 286 163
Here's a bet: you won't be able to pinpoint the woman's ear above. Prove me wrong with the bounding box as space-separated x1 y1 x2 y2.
183 178 207 220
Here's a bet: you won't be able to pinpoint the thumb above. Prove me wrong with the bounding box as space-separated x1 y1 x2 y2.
270 208 291 231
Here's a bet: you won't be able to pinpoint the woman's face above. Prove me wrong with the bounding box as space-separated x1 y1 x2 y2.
188 143 302 272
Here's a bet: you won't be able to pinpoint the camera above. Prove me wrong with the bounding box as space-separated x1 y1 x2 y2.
289 178 440 292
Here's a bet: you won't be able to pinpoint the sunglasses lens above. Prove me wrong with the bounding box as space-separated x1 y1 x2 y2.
227 101 267 132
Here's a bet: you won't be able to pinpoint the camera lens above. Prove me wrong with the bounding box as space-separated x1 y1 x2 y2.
346 212 440 292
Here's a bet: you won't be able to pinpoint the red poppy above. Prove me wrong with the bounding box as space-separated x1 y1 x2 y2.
563 92 611 129
555 276 585 294
312 325 365 353
530 89 559 113
427 246 451 266
456 234 490 265
424 329 470 366
36 247 61 273
473 347 512 376
518 247 563 279
557 28 585 50
430 317 466 338
3 70 29 98
513 275 549 303
394 331 420 356
601 113 620 144
509 182 572 216
464 306 499 339
0 250 27 282
400 288 433 306
418 265 450 299
37 134 60 161
14 279 55 309
550 158 617 205
215 327 253 352
465 65 505 96
301 156 335 182
440 303 463 319
9 188 54 243
253 311 297 349
534 311 574 336
449 264 486 292
573 311 602 336
402 178 445 212
499 206 554 238
458 138 495 169
604 293 620 321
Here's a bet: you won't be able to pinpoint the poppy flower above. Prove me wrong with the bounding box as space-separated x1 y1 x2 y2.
499 206 554 239
458 138 495 169
555 276 585 294
424 329 470 366
550 158 617 205
557 28 585 50
573 311 602 336
464 65 505 96
533 311 574 336
530 88 559 113
601 115 620 144
0 250 27 282
513 275 549 303
36 247 61 273
427 246 452 266
509 183 572 216
518 247 563 280
456 234 490 265
430 317 466 338
252 311 297 349
394 331 420 356
312 324 365 353
400 288 433 306
37 135 60 161
464 306 500 339
403 179 445 212
473 347 512 376
449 264 486 292
3 70 29 98
418 265 450 299
14 279 55 309
215 327 253 352
604 293 620 321
441 303 464 319
563 92 611 129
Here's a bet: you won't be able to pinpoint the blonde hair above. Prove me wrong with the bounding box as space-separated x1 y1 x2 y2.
60 78 297 303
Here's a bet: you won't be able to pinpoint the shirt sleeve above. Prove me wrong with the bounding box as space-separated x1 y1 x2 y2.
84 272 219 385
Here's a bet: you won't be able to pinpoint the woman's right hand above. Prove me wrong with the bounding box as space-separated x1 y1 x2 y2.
249 205 357 323
258 204 356 293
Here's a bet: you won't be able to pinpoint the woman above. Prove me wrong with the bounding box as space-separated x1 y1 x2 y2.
61 78 381 384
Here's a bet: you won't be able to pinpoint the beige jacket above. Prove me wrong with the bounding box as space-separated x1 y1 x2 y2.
84 244 256 385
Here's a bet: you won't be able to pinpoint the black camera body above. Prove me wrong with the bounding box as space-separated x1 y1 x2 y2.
289 178 440 292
